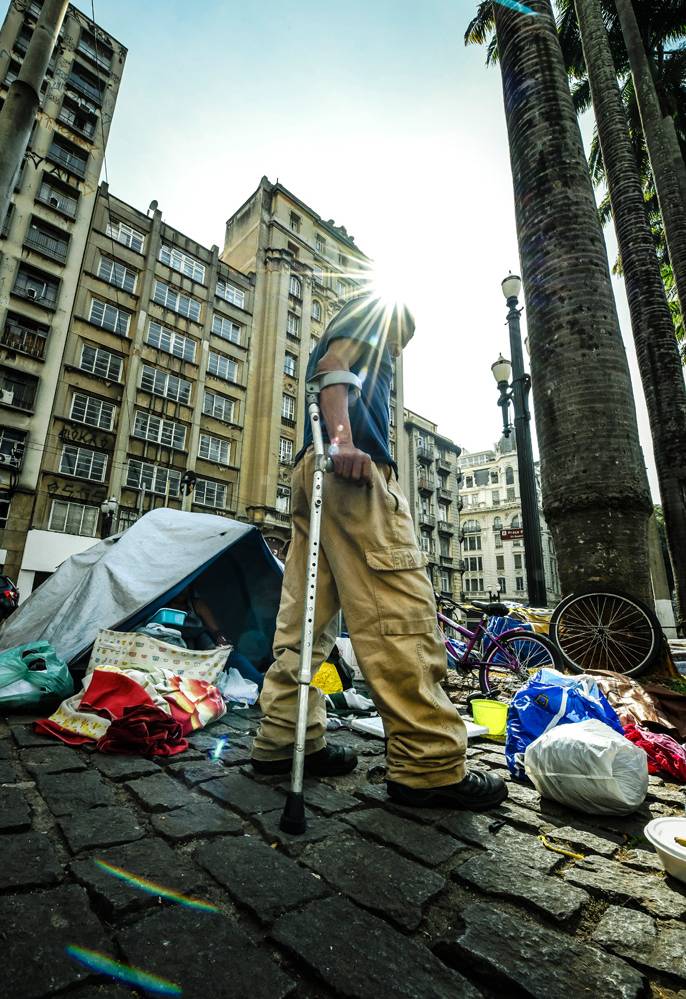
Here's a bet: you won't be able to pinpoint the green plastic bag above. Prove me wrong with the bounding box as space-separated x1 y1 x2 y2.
0 641 73 708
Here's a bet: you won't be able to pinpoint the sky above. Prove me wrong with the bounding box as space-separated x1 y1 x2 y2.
81 0 659 497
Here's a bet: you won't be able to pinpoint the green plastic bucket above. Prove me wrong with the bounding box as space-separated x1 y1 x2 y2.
470 699 508 736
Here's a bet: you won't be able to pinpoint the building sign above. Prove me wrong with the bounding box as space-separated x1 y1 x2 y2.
501 528 524 541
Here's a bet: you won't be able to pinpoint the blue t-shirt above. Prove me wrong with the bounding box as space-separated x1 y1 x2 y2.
296 297 394 469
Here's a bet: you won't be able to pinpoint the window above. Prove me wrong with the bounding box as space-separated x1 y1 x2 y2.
437 503 448 522
48 500 98 537
462 519 480 533
516 576 525 592
133 411 186 450
492 490 500 505
474 469 489 487
0 494 11 530
58 97 98 139
419 532 432 553
287 312 300 338
59 444 107 481
315 234 326 254
276 485 290 513
38 177 78 217
465 475 473 489
279 437 293 464
289 275 302 299
25 219 68 261
117 508 139 533
211 315 241 344
48 136 88 177
491 470 499 484
313 266 324 285
13 266 59 308
106 219 145 253
338 252 347 266
98 255 137 293
496 555 505 571
198 433 231 465
147 321 196 362
159 244 206 283
336 279 346 298
289 212 301 233
511 514 522 528
514 553 523 570
126 459 181 496
67 64 103 105
440 572 451 593
465 577 484 593
89 297 131 336
152 280 201 321
194 478 227 509
282 393 295 421
507 487 516 501
284 352 297 377
207 351 238 383
140 365 192 404
77 30 113 71
467 557 483 572
0 428 26 467
311 300 322 322
79 343 122 381
203 390 235 424
439 536 450 557
309 335 319 354
505 466 515 485
70 392 115 430
498 576 507 593
464 535 482 551
216 279 245 308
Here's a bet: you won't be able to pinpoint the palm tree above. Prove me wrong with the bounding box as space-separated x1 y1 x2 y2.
573 0 686 628
491 0 653 601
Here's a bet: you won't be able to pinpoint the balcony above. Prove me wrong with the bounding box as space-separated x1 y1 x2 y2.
0 380 37 412
416 444 434 463
48 143 87 178
67 72 103 106
24 228 68 263
438 488 453 501
417 475 434 493
57 105 97 141
419 512 436 530
77 39 113 73
12 276 58 310
1 320 47 360
437 456 451 473
440 554 453 565
438 520 454 535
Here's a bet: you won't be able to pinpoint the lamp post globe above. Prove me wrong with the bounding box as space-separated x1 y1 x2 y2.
501 273 522 301
491 354 512 387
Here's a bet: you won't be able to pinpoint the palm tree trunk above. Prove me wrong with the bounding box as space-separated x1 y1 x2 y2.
574 0 686 630
493 0 653 603
614 0 686 326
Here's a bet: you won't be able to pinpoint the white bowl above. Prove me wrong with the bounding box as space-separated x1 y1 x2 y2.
644 816 686 885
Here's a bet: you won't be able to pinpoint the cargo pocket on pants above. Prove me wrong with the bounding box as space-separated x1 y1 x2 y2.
365 546 435 635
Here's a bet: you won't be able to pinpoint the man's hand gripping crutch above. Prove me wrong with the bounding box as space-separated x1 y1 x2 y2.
279 363 364 834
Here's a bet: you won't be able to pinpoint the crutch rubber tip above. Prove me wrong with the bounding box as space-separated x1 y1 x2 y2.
279 792 307 835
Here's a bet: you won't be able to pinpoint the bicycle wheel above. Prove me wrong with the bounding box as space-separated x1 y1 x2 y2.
550 588 661 678
479 630 562 699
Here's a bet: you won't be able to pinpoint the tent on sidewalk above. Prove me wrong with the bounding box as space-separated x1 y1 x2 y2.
0 508 283 669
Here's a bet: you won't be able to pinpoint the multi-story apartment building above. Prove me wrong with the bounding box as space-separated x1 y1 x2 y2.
459 436 561 605
0 0 126 580
402 409 463 601
221 177 405 557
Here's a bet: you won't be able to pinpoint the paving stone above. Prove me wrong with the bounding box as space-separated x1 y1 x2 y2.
36 770 117 816
0 786 31 831
356 782 452 825
21 745 87 775
0 761 18 783
155 748 205 765
453 852 589 922
188 730 249 753
342 808 465 865
435 901 644 999
69 987 134 999
252 809 346 853
0 739 11 759
272 894 482 998
0 831 62 889
475 752 510 769
491 801 548 832
620 848 665 873
125 772 195 812
71 837 208 916
59 805 145 853
117 905 294 999
151 801 243 841
327 730 385 756
646 785 686 807
437 810 501 846
545 825 619 858
284 779 360 815
564 855 686 918
0 884 109 999
197 834 328 923
164 759 229 785
199 771 284 815
304 831 445 930
11 724 62 748
90 754 160 781
218 712 258 734
592 906 686 981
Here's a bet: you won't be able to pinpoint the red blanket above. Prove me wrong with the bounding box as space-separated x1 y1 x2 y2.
624 723 686 783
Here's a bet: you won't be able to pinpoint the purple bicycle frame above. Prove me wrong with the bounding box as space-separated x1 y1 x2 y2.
437 609 521 667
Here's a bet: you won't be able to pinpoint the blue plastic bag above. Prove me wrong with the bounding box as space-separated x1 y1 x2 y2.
0 641 73 708
505 668 624 779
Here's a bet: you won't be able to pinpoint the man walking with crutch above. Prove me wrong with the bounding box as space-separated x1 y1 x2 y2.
251 294 507 811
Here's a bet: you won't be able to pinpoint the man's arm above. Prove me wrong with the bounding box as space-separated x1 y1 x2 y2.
316 339 373 486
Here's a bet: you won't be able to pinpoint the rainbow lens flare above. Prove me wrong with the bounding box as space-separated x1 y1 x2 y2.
211 737 228 759
66 946 181 995
93 859 218 912
494 0 538 13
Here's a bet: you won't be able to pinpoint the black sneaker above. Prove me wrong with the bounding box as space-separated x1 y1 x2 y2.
251 744 358 777
387 770 508 812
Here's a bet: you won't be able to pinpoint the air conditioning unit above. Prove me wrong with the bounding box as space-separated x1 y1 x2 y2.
26 288 38 300
0 389 15 405
49 196 60 207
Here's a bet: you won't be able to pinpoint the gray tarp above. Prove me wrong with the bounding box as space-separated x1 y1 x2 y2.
0 508 283 667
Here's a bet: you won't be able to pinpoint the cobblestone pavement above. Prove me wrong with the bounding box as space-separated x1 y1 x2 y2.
2 706 686 999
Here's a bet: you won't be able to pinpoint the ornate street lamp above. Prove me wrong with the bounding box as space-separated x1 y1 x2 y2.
100 496 118 539
491 274 547 607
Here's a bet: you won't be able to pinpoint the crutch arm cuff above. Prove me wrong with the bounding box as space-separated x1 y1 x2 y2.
306 370 363 396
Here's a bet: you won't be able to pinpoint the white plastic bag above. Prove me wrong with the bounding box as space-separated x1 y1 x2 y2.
524 718 649 815
216 667 259 706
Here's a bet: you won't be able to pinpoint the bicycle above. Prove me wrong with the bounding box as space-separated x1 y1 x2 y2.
435 594 563 700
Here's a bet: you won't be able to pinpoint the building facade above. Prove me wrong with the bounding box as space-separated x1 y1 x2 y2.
402 409 463 602
220 177 404 557
0 0 126 580
458 436 561 605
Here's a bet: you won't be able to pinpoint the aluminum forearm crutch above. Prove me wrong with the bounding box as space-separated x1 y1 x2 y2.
279 371 361 835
